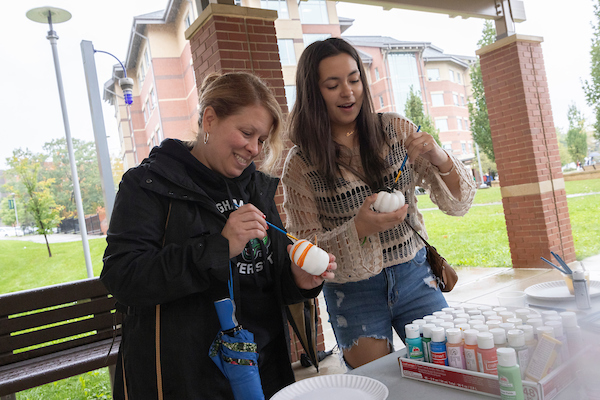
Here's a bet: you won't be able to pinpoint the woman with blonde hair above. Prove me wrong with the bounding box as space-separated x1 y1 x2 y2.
101 71 336 399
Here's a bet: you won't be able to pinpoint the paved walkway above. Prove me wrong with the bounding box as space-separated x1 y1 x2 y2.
0 233 105 244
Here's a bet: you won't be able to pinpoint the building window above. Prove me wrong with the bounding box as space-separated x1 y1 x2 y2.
464 119 469 129
461 142 467 154
435 118 449 132
387 52 421 113
261 0 289 19
143 106 148 124
302 33 331 47
457 72 462 84
155 125 162 145
427 68 440 81
149 87 156 109
453 94 459 106
185 12 192 29
284 85 296 110
449 70 455 82
431 93 444 107
375 67 380 81
460 95 465 106
443 142 452 152
299 0 328 24
277 39 296 65
144 49 150 70
379 96 384 108
234 0 242 5
457 118 463 130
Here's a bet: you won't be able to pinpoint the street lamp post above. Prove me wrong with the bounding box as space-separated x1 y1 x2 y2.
26 6 94 278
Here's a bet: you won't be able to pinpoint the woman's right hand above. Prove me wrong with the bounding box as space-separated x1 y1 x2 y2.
221 204 268 258
354 193 409 239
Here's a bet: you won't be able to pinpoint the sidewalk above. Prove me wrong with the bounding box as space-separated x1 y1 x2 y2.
0 233 105 244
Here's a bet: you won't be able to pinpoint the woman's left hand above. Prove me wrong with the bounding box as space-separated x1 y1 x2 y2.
404 128 450 168
288 244 336 290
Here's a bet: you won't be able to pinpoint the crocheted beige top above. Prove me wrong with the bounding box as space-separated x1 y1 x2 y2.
282 113 477 283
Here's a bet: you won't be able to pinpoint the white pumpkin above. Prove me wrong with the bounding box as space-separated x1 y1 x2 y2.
288 239 329 275
373 190 406 213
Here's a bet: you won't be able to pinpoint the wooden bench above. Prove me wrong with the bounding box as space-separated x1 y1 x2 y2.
0 278 121 399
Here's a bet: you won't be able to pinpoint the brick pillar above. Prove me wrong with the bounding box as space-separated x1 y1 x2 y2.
184 4 326 360
477 35 575 268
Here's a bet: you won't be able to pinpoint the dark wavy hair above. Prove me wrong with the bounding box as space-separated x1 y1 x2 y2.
287 38 389 189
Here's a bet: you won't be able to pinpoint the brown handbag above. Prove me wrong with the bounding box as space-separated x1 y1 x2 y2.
405 221 458 292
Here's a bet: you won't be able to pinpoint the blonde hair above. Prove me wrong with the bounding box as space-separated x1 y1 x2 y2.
195 72 283 174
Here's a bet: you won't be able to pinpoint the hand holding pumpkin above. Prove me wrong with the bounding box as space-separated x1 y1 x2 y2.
354 193 409 239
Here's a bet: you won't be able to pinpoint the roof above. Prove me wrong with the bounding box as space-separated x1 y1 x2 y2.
422 46 475 68
343 35 435 51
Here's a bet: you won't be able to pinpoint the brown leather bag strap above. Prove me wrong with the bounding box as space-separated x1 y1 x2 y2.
404 219 431 248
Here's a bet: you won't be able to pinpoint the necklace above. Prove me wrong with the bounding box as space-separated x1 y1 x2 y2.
346 129 356 137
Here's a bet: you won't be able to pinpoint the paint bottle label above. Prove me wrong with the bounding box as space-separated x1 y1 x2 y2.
464 346 478 371
422 337 432 363
430 341 448 366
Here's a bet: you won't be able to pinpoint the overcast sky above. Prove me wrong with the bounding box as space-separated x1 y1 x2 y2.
0 0 595 170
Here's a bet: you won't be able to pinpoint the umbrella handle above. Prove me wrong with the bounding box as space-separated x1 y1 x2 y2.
214 298 238 331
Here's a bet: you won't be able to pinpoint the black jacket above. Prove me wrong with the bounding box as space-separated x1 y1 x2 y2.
101 139 320 399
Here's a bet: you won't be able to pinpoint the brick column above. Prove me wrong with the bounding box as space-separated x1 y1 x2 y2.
477 35 575 268
184 4 325 362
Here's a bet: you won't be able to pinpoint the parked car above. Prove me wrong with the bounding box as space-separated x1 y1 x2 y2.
0 228 9 237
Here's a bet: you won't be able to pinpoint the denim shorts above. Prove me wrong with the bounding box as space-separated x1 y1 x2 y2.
322 247 447 350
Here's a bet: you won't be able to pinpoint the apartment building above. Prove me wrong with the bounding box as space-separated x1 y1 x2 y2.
344 36 476 163
104 0 475 170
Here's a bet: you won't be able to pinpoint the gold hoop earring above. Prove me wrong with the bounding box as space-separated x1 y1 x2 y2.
204 131 210 144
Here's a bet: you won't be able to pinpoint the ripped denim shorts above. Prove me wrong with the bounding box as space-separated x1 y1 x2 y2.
322 246 447 350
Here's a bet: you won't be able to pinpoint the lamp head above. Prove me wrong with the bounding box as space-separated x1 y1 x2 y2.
119 77 134 105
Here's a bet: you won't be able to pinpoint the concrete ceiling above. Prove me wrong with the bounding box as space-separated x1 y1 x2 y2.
338 0 526 21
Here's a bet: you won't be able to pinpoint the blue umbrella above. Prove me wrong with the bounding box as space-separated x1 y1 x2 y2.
209 265 265 400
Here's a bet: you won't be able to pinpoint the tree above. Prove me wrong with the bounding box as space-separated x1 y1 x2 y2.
555 127 574 166
0 197 29 228
468 21 496 161
5 149 63 257
566 104 588 165
42 138 104 218
404 86 440 144
583 0 600 140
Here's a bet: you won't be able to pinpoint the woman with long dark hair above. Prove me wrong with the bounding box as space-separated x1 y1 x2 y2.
282 38 475 369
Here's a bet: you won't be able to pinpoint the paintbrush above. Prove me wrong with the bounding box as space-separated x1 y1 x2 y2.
232 203 299 241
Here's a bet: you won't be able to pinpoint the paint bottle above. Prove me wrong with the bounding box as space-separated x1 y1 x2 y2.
456 323 471 333
497 347 525 400
573 270 592 310
412 319 427 336
559 311 582 355
473 324 489 333
506 318 523 327
453 317 468 326
442 307 456 315
477 332 498 374
486 320 502 330
421 323 436 363
446 328 466 369
516 324 537 357
499 311 516 323
483 311 498 321
514 309 532 321
507 329 530 379
499 322 516 335
544 321 569 361
463 329 479 372
526 318 543 340
540 310 559 323
405 324 424 361
489 327 507 348
440 321 455 331
430 327 448 366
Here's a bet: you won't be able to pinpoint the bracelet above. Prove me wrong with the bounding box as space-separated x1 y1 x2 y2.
437 150 455 176
438 162 455 176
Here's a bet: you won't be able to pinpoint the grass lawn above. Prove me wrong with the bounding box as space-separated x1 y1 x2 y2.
1 178 599 399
